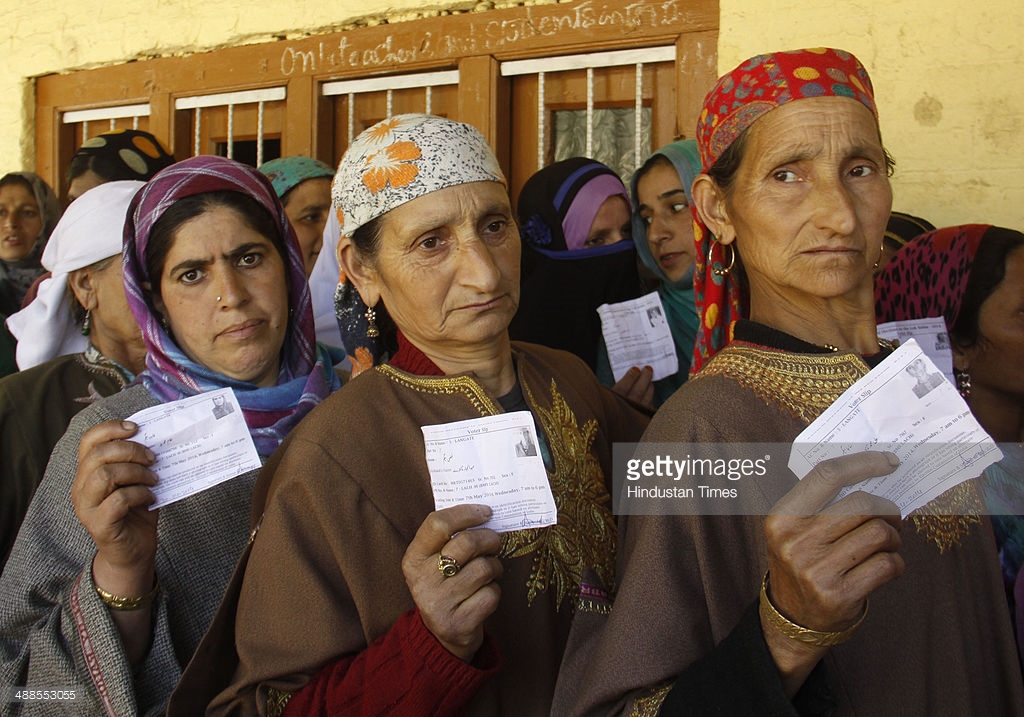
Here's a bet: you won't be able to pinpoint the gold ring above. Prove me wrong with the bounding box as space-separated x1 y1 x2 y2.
438 554 461 578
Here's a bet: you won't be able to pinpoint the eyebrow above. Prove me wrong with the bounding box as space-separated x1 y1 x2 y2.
638 188 687 212
295 201 330 213
166 240 271 276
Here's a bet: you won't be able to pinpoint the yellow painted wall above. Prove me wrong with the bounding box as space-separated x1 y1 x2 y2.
2 0 1021 228
719 0 1024 229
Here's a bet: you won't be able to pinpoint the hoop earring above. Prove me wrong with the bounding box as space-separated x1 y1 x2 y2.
710 240 735 277
873 243 884 270
365 306 379 338
955 369 971 399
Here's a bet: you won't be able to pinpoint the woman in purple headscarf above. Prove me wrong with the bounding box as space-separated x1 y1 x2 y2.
0 155 342 715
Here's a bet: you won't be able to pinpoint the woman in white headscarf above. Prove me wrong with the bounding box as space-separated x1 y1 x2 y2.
0 180 145 566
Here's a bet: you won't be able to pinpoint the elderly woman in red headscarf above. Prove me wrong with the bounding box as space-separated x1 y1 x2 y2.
557 49 1023 716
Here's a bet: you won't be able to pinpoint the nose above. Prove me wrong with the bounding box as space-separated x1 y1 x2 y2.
456 236 502 292
647 213 673 246
216 268 251 307
811 176 857 236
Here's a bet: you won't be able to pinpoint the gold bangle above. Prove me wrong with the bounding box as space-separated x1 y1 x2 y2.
95 580 159 611
759 571 867 647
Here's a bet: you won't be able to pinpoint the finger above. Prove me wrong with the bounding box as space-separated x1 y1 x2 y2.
407 505 493 562
821 490 902 530
74 463 159 508
613 367 642 396
78 420 142 461
440 526 502 568
774 451 900 516
82 485 159 541
448 579 502 628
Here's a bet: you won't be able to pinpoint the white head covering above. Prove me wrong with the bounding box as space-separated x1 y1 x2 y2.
7 180 143 369
332 114 505 237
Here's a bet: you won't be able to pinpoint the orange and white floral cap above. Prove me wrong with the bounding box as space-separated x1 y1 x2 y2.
331 113 506 237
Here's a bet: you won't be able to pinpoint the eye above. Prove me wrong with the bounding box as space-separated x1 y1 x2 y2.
849 164 875 178
301 211 324 224
180 269 203 285
419 235 442 250
671 202 688 213
772 169 798 183
238 252 262 267
640 213 653 226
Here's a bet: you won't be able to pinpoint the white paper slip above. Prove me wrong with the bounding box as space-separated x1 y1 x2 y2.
126 387 262 510
789 339 1003 517
876 317 955 386
421 411 557 533
597 291 679 382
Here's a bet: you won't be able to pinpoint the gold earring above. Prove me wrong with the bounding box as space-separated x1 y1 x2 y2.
365 306 379 338
710 240 735 277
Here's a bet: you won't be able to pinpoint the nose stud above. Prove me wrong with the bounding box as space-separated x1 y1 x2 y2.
216 296 222 302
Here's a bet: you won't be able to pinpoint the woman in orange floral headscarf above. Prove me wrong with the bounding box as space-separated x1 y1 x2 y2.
558 49 1024 717
168 114 650 717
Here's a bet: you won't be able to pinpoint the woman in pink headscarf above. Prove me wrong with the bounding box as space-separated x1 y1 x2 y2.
557 49 1023 716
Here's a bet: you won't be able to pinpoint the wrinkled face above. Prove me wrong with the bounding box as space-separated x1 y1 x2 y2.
583 195 631 248
957 246 1024 406
715 97 892 306
358 181 520 358
636 159 696 283
0 183 43 262
282 177 331 276
89 258 144 353
153 205 290 388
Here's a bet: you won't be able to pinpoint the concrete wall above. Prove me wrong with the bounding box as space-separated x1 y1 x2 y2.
3 0 1021 228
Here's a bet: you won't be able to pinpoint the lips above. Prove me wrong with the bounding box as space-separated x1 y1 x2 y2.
219 318 264 340
659 251 683 267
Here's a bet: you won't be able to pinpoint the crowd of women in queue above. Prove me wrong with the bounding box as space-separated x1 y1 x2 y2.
0 45 1022 717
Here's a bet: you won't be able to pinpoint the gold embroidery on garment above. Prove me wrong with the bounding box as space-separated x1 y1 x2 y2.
500 379 617 609
629 682 673 717
910 480 983 552
695 346 870 423
266 688 291 717
376 365 500 416
699 345 977 550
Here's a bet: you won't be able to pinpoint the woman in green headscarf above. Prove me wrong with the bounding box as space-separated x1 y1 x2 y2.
629 139 701 406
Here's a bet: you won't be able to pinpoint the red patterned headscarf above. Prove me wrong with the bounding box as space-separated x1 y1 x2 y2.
691 48 879 373
874 224 990 327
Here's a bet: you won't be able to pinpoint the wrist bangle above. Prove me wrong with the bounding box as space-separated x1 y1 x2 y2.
95 580 159 611
759 571 867 647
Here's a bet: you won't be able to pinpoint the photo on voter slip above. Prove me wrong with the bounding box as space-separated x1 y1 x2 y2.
421 411 557 533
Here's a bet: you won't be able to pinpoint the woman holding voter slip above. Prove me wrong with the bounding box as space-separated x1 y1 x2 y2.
169 114 650 716
0 156 341 714
558 49 1023 716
